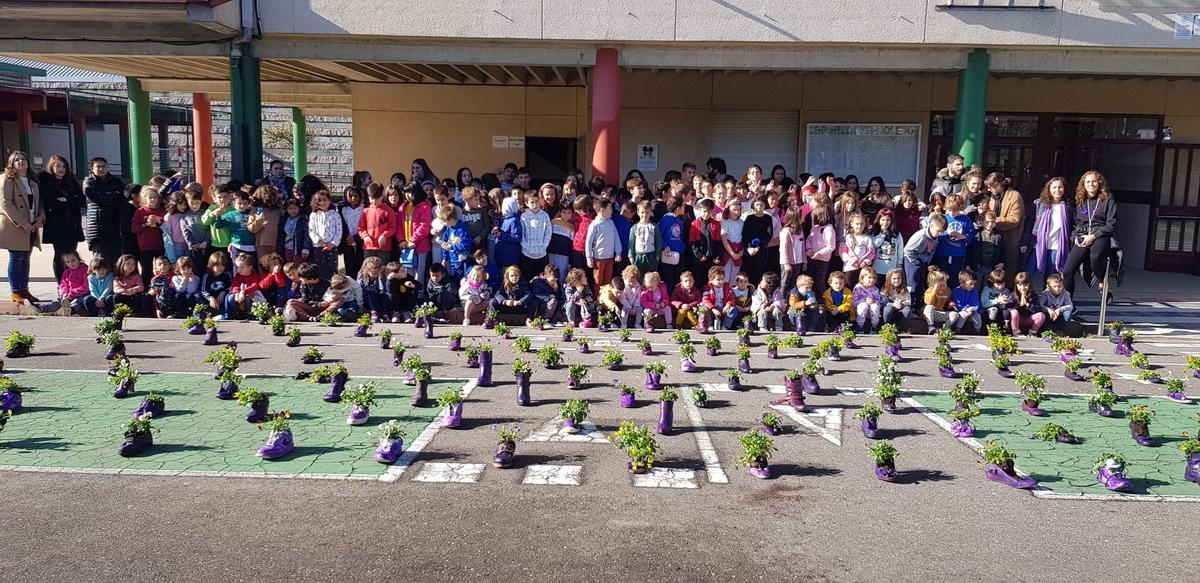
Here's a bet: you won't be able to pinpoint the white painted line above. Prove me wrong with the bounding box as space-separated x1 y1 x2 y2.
0 464 377 482
524 419 608 443
522 464 582 486
381 377 479 483
4 367 474 383
411 462 485 483
682 398 728 484
632 467 697 489
769 405 843 446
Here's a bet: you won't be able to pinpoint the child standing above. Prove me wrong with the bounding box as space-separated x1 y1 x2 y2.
398 186 433 287
751 272 786 332
548 204 574 282
981 268 1013 328
359 183 395 264
425 263 459 321
163 191 190 263
518 189 552 280
148 256 175 318
741 195 775 285
438 205 471 281
688 199 722 288
490 265 534 318
308 190 343 280
921 266 956 334
495 196 523 284
658 197 686 292
871 209 904 280
719 200 745 284
181 190 212 269
880 268 912 326
778 206 806 293
201 252 232 314
903 213 948 309
171 256 201 316
933 194 973 287
1011 271 1045 336
822 271 853 331
585 198 623 296
616 265 644 329
357 256 388 321
387 262 418 322
805 205 837 299
1041 273 1074 331
201 185 234 261
700 266 737 332
671 270 703 330
277 199 311 265
628 200 661 276
223 253 264 320
852 270 883 333
214 191 258 265
838 212 875 289
968 211 1004 279
562 267 595 327
950 269 982 333
339 186 366 279
130 186 166 288
459 265 492 325
569 195 595 286
788 274 821 335
639 271 672 331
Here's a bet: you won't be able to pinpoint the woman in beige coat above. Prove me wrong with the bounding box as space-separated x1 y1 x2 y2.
0 151 45 302
984 173 1025 287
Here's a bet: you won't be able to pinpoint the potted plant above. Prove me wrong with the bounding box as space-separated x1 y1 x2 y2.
597 311 616 332
493 423 520 468
1015 371 1047 416
322 363 350 402
643 361 667 390
235 386 269 423
203 344 242 379
1128 404 1155 446
285 326 301 347
399 354 425 385
934 344 957 378
1181 434 1200 485
412 366 432 406
132 390 166 419
576 336 591 354
949 406 979 438
1115 328 1137 357
1094 453 1133 492
183 313 206 335
777 370 807 411
1129 352 1150 371
378 328 392 349
636 338 653 356
601 347 624 371
513 358 533 404
216 369 242 401
302 346 323 365
373 420 408 464
1106 320 1125 344
256 411 295 459
528 316 547 331
307 365 334 384
100 331 125 361
838 323 859 349
319 310 342 327
875 357 902 413
559 398 589 434
822 337 842 362
783 334 803 349
760 412 784 436
341 382 378 426
4 331 34 358
618 382 637 408
448 331 463 352
202 318 219 346
880 323 901 361
1136 369 1162 384
109 302 132 324
1186 355 1200 380
1165 377 1189 402
867 440 899 482
353 313 373 337
949 375 979 412
655 387 678 434
704 336 721 357
725 368 744 392
391 344 407 367
477 343 494 387
671 329 691 346
0 377 21 414
512 335 532 353
1040 330 1059 345
110 359 140 398
250 301 274 324
855 402 882 439
1088 388 1117 418
736 347 752 374
437 387 464 428
483 309 498 330
267 314 285 337
764 334 781 359
691 386 708 408
800 359 822 395
679 343 697 372
1063 357 1085 381
566 363 589 388
118 415 154 457
610 420 658 474
619 328 632 342
462 344 480 369
935 326 955 347
1033 423 1080 445
737 429 777 479
562 323 575 343
991 353 1015 378
94 317 119 339
494 321 513 340
536 343 563 369
736 327 751 347
980 440 1038 489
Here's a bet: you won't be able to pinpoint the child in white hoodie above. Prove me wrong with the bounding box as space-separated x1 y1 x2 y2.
617 264 643 328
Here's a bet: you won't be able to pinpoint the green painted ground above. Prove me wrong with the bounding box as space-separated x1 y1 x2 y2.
0 371 459 477
913 391 1200 497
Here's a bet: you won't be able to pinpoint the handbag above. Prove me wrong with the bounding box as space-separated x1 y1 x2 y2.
398 248 416 269
661 249 680 266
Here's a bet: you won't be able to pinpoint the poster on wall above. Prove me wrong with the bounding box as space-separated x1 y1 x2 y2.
805 123 921 188
637 144 658 172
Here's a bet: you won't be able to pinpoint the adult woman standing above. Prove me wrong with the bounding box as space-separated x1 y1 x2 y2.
1061 171 1117 296
454 167 473 204
0 151 45 302
38 155 85 281
984 173 1025 287
1022 177 1071 288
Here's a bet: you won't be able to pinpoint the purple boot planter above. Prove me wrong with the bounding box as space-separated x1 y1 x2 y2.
800 374 820 395
657 400 674 434
826 346 842 362
132 397 164 419
767 347 778 359
578 343 591 354
1130 421 1153 446
760 423 782 436
861 417 879 439
256 430 294 459
619 393 636 408
105 344 126 361
0 390 22 414
681 359 696 372
118 432 153 457
112 379 135 399
353 325 368 338
244 398 269 423
476 351 493 387
216 379 237 400
727 376 741 391
938 366 958 379
881 397 898 414
749 463 771 479
465 354 479 368
950 419 975 438
706 347 718 357
1064 370 1085 382
347 404 370 425
1096 464 1134 492
1022 400 1046 416
442 403 463 427
997 367 1015 378
567 376 582 388
375 437 404 464
984 462 1038 489
203 329 219 346
641 347 653 356
379 336 391 349
883 345 901 361
449 337 462 351
323 373 348 402
187 322 205 335
645 372 661 391
1059 351 1077 365
423 319 435 339
1168 390 1189 402
1089 402 1115 417
737 359 751 374
1114 342 1134 357
561 418 580 434
411 380 428 407
493 441 516 468
516 377 531 406
1185 453 1200 485
607 363 621 372
875 462 898 482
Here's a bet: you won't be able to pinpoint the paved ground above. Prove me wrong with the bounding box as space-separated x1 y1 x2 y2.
1 315 1199 582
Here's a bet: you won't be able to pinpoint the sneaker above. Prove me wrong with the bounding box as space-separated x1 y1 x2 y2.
462 319 471 326
215 315 227 321
552 321 565 328
580 319 595 329
371 311 380 322
927 326 936 335
391 315 401 323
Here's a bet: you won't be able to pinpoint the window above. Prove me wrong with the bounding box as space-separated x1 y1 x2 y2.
1053 116 1158 141
927 115 1038 138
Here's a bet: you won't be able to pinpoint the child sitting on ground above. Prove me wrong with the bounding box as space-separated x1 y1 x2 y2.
387 262 418 322
172 256 201 317
597 275 622 321
223 253 267 320
787 274 821 335
731 271 754 328
425 263 459 322
257 253 287 308
751 272 787 333
1011 271 1045 336
323 274 359 321
822 271 853 331
921 266 956 334
201 252 232 315
563 267 596 327
357 256 388 322
1041 272 1074 332
33 250 90 316
284 263 328 322
700 265 737 332
85 257 114 317
617 264 644 329
639 271 672 331
112 254 146 315
950 269 982 333
148 256 175 318
459 265 492 326
852 270 883 333
671 270 703 330
980 268 1013 329
529 264 564 324
490 265 534 319
880 268 911 327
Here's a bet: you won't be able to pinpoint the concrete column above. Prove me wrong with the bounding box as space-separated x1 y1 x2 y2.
71 110 88 174
192 92 214 191
16 102 32 156
229 43 263 183
952 49 989 168
126 77 153 184
590 47 620 186
291 107 307 178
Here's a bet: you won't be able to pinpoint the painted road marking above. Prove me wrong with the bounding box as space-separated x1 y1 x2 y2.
524 419 608 443
412 462 485 483
523 464 582 486
770 405 843 446
382 378 478 482
682 396 728 484
632 467 697 489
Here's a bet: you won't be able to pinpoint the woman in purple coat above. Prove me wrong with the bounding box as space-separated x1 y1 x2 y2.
1021 177 1072 289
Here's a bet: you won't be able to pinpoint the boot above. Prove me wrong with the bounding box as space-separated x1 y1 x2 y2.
1096 461 1133 492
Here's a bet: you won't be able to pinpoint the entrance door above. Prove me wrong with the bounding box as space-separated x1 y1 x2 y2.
1146 144 1200 273
525 137 577 187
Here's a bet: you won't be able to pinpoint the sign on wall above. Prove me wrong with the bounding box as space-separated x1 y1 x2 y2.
637 144 658 172
805 123 921 188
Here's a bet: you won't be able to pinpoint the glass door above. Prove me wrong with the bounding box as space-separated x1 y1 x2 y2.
1146 145 1200 273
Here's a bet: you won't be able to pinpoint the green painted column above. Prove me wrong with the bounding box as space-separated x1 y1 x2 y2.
229 43 263 183
291 107 307 178
126 77 153 183
952 49 990 168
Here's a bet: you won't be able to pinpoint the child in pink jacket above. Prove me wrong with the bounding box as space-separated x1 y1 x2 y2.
639 271 673 331
851 270 884 333
35 249 90 315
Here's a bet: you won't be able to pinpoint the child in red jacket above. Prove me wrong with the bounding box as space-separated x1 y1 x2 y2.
223 253 265 320
358 183 395 262
131 185 166 288
699 265 736 332
670 270 703 330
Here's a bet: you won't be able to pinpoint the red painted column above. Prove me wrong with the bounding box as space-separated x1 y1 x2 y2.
192 92 214 193
590 47 620 186
16 102 33 156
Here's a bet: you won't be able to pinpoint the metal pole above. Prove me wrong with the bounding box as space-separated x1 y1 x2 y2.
1097 258 1111 336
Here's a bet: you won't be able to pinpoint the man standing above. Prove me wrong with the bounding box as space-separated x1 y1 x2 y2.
81 157 125 264
930 154 966 200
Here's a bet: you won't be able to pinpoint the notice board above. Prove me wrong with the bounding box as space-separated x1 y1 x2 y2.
805 123 921 187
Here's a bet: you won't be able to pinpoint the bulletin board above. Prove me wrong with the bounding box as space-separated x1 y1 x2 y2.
805 123 922 186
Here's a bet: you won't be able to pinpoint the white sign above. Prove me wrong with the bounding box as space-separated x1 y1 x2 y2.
637 144 658 172
508 136 525 149
1173 13 1195 40
491 136 509 149
805 123 921 188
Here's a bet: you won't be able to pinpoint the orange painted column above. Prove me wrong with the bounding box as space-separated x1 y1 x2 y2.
590 47 620 186
192 92 214 194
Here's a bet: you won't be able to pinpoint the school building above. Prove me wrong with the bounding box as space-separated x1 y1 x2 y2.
1 0 1199 273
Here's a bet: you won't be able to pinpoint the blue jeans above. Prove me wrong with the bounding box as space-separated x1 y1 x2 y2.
1025 249 1060 288
361 287 387 314
7 250 30 292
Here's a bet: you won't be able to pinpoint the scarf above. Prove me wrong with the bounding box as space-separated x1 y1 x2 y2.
1033 201 1069 272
